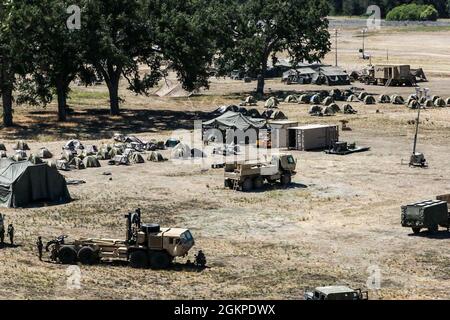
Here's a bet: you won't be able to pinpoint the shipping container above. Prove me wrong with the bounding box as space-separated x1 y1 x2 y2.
288 124 339 151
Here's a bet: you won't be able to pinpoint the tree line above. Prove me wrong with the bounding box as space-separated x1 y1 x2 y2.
328 0 449 17
0 0 330 127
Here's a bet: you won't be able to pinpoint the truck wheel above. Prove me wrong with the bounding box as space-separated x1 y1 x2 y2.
58 246 77 265
150 252 171 270
130 250 148 269
78 247 98 265
412 227 421 234
428 225 438 234
242 178 253 192
281 174 292 187
253 177 264 190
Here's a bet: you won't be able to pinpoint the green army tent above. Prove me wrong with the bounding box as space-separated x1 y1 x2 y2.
83 156 101 168
0 160 71 208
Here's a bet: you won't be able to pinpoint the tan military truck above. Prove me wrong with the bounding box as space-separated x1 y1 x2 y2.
47 209 195 269
224 154 297 191
362 64 415 86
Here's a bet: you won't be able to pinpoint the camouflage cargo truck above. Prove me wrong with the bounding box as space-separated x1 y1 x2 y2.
401 200 449 234
224 154 297 191
47 209 195 269
304 286 368 300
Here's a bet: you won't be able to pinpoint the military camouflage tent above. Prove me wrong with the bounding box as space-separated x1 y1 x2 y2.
83 156 101 168
61 150 75 162
247 108 261 119
408 100 419 109
38 147 53 159
96 148 111 160
431 95 440 103
347 94 359 102
203 111 266 131
322 97 334 106
310 94 321 104
28 154 43 164
358 92 368 100
328 103 341 113
12 151 27 162
419 96 427 104
406 97 417 106
269 110 287 120
69 157 85 170
408 94 418 101
298 94 311 104
148 151 166 162
343 104 357 114
0 151 7 158
323 106 336 116
0 144 6 151
108 147 123 158
14 140 30 151
171 143 191 159
244 96 257 106
424 99 434 108
0 160 71 208
309 105 322 115
284 95 297 103
378 95 391 103
329 89 342 100
434 98 446 107
129 153 145 164
446 98 450 106
364 95 376 105
391 95 405 105
264 97 279 109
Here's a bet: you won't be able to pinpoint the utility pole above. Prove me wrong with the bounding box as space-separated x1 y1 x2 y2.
362 28 367 58
334 29 338 67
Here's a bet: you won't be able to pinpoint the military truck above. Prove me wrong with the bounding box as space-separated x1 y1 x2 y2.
46 209 195 269
361 64 415 87
224 154 297 191
304 286 368 300
401 199 450 234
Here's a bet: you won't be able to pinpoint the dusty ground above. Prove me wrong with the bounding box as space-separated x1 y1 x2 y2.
1 19 450 300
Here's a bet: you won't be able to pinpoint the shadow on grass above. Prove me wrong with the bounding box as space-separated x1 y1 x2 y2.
409 230 450 239
0 243 21 249
4 108 215 141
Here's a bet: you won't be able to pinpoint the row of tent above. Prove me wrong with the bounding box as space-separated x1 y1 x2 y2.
309 104 357 117
212 105 287 120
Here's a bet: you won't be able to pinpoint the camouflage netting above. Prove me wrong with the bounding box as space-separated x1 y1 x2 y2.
343 104 357 114
285 95 297 103
377 94 389 103
347 94 359 102
364 95 376 105
298 94 311 104
28 154 43 164
69 157 85 170
38 147 53 159
148 151 166 162
83 156 101 168
129 153 145 164
358 92 368 100
247 108 261 118
309 105 322 114
310 94 321 104
434 98 446 107
14 140 30 151
0 144 6 151
322 96 334 106
328 103 341 113
392 95 405 105
424 99 434 108
264 97 279 109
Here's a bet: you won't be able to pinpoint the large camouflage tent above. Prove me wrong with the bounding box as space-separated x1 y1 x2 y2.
203 111 266 131
0 159 71 208
129 153 145 164
378 95 391 103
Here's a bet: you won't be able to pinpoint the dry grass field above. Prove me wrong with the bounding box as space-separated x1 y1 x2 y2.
1 19 450 300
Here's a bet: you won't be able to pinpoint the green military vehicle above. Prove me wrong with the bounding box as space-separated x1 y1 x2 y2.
46 209 196 269
401 199 450 234
224 154 297 191
304 286 368 300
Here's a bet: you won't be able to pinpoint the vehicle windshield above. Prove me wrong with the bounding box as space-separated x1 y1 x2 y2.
180 231 193 244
